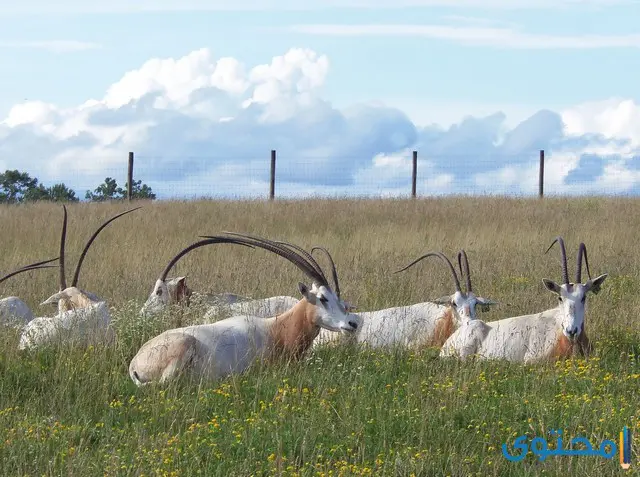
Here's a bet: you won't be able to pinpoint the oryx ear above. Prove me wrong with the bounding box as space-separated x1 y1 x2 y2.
433 295 452 305
476 296 498 312
542 278 562 295
298 282 316 304
585 273 608 295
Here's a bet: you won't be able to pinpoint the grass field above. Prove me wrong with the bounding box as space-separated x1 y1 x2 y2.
0 197 639 476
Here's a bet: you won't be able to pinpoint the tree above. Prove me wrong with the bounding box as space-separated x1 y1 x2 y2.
0 170 78 203
85 177 119 202
85 177 156 201
46 183 79 202
0 170 38 203
123 179 157 200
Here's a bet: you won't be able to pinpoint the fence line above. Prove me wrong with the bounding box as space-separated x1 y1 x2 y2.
123 149 548 201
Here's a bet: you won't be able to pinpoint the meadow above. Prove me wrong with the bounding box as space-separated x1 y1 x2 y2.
0 197 638 476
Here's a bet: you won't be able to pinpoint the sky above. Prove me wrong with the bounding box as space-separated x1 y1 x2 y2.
1 0 640 199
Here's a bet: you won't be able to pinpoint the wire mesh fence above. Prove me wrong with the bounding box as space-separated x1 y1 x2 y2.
14 149 640 201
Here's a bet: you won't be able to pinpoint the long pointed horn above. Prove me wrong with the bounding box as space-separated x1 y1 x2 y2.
220 232 327 282
59 205 68 291
200 233 330 288
458 249 473 293
576 242 592 283
14 257 59 271
274 240 328 286
0 259 59 285
160 237 254 281
71 207 142 287
311 247 341 299
545 236 569 285
394 251 461 292
221 232 329 286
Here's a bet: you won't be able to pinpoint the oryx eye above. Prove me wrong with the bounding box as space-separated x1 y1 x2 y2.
156 289 163 296
319 296 328 304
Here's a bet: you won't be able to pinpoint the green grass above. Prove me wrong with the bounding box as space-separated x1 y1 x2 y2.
0 197 639 476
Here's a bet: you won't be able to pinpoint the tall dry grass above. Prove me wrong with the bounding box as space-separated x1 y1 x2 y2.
0 197 636 330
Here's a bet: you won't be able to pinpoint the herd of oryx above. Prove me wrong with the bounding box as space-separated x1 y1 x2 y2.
0 205 608 387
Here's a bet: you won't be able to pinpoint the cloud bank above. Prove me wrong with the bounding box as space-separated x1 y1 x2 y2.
2 46 640 199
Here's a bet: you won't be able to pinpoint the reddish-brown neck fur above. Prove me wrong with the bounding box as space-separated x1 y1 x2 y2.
429 308 455 347
268 299 319 360
551 328 592 359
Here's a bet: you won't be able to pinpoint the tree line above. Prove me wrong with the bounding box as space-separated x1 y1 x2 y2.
0 170 156 203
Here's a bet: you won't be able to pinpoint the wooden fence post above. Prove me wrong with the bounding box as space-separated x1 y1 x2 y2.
269 150 276 201
412 151 417 198
127 151 134 201
539 150 544 198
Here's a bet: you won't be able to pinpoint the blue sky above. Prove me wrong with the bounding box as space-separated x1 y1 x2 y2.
1 0 640 198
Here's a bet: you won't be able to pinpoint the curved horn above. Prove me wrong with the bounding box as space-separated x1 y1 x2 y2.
71 207 142 287
576 242 592 283
274 241 328 286
220 232 329 286
311 246 340 298
457 249 473 293
394 251 461 292
14 257 60 271
200 233 330 288
545 236 569 285
161 238 254 281
59 205 68 291
0 258 59 285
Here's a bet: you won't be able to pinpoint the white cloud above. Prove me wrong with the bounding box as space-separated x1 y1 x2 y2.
0 40 101 53
289 24 640 49
0 0 631 13
561 98 640 145
2 46 640 199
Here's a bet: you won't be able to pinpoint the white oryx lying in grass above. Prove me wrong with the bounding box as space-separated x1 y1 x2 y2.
314 249 497 349
18 205 141 350
129 233 359 386
141 241 298 320
140 249 252 318
40 205 141 312
440 237 607 363
0 257 59 327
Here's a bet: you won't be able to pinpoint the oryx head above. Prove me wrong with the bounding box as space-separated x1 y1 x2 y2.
395 249 497 326
142 276 193 315
199 232 359 334
140 236 257 316
41 205 141 312
542 237 608 342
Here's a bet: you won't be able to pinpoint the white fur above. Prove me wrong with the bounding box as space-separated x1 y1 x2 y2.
440 308 562 363
202 296 300 322
18 301 112 350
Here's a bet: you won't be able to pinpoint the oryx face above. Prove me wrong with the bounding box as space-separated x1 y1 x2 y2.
298 282 359 333
543 274 608 341
141 277 191 316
